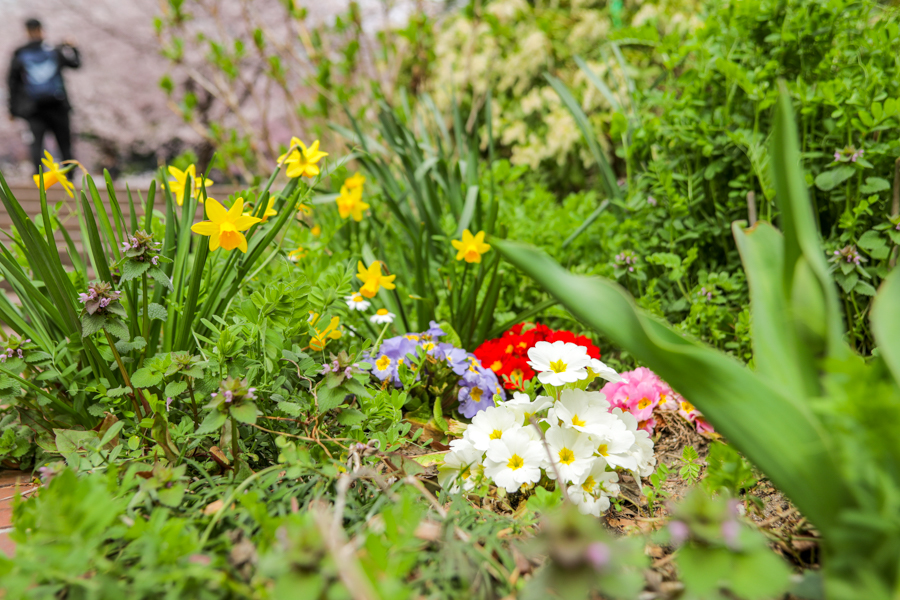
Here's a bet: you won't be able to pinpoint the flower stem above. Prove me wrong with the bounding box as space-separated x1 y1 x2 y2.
186 378 200 430
105 330 142 418
231 417 240 467
141 273 150 343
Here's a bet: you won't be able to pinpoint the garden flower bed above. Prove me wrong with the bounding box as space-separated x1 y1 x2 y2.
2 0 900 597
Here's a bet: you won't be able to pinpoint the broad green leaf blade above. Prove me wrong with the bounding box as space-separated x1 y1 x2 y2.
562 200 609 248
495 238 851 536
770 90 845 356
871 268 900 384
733 221 818 398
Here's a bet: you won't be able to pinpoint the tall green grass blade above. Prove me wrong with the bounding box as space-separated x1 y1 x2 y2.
455 186 479 237
86 175 120 263
871 268 900 383
79 190 113 283
104 170 127 242
575 55 621 112
562 200 609 248
144 181 157 232
56 217 86 277
544 73 620 200
494 238 852 536
126 184 138 232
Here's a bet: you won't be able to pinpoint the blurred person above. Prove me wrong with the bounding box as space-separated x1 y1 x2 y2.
6 18 81 174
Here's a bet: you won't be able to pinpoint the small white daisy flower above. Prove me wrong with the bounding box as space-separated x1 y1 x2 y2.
527 340 593 387
345 293 371 311
370 308 395 324
483 429 545 493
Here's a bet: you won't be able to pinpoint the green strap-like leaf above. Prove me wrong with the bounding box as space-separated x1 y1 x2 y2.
871 268 900 384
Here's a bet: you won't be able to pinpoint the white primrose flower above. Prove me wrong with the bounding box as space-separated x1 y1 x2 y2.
587 414 638 471
567 456 620 517
548 388 614 435
438 438 484 492
370 308 395 324
527 341 593 387
612 408 657 478
467 405 521 452
500 392 553 425
544 425 596 483
345 293 371 311
483 429 545 493
588 358 625 383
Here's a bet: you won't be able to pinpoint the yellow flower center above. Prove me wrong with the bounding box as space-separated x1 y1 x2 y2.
376 308 389 316
490 429 503 440
375 356 391 370
406 334 420 341
558 447 575 465
571 414 586 427
460 465 471 480
505 344 514 354
597 443 609 456
581 475 597 493
507 454 524 470
422 342 435 351
470 387 483 402
548 359 568 373
352 294 363 302
681 401 695 413
637 398 652 410
491 360 503 372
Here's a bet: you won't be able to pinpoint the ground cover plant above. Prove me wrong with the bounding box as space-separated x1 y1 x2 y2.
1 0 899 598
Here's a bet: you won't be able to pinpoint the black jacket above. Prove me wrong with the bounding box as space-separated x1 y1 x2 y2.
7 40 80 118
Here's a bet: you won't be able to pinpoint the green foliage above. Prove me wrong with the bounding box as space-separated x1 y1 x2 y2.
496 94 900 598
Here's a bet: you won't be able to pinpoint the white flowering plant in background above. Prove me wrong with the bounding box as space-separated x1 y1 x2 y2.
440 340 656 517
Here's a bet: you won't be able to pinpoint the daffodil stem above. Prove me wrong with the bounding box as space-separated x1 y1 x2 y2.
105 330 141 418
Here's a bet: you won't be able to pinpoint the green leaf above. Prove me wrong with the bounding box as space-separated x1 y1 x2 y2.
871 268 900 384
229 401 258 425
858 230 886 251
146 266 173 291
106 386 132 398
838 272 859 293
317 384 348 413
115 336 146 354
814 166 856 191
853 281 877 296
131 367 163 388
277 401 304 417
336 408 365 426
164 380 187 398
860 177 890 194
148 303 168 322
81 314 106 338
195 410 227 435
120 259 152 282
104 319 131 341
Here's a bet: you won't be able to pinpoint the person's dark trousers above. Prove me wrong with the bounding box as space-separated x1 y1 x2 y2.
27 100 72 174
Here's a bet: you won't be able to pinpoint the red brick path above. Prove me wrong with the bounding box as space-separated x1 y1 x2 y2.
0 470 37 557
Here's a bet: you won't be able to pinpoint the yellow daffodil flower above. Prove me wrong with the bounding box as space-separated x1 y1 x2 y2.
190 197 261 253
278 137 328 179
308 314 342 351
311 224 321 237
245 198 277 223
32 151 74 198
451 229 491 263
356 260 396 298
336 185 369 222
343 172 365 190
167 164 214 206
